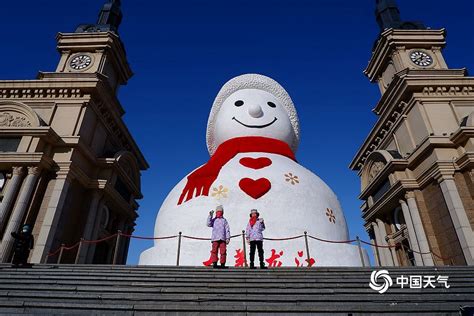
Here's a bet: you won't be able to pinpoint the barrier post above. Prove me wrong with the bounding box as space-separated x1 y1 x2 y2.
304 231 311 267
176 232 182 266
241 230 248 267
57 243 65 264
356 236 365 267
112 231 122 265
74 238 84 264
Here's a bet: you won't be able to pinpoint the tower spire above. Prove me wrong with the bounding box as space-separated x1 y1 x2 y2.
375 0 426 32
75 0 123 34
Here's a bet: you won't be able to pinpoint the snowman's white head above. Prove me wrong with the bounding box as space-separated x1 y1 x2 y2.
207 74 300 155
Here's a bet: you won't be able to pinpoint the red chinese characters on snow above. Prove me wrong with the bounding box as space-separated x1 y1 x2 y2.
205 247 316 268
234 248 246 267
294 250 316 267
202 257 213 266
265 249 284 267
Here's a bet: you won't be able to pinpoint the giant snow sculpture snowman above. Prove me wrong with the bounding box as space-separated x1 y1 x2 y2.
140 74 367 267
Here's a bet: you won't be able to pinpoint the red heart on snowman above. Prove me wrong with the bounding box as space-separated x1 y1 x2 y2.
239 157 272 170
239 178 271 199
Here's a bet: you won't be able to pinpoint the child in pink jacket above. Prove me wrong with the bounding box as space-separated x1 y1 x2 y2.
207 205 230 268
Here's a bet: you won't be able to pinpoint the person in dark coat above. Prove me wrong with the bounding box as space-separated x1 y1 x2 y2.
245 209 267 269
11 224 34 267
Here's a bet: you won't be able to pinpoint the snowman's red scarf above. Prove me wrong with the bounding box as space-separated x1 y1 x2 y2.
177 136 296 205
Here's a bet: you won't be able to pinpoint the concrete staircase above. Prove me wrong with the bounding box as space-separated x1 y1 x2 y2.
0 264 473 315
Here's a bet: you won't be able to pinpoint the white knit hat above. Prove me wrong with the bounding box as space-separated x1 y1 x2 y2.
206 74 300 155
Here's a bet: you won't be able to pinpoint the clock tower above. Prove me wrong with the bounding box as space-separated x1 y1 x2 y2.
54 0 131 94
365 0 449 94
0 0 148 264
351 0 474 266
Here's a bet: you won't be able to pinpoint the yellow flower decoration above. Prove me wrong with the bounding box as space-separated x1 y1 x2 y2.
284 173 299 185
211 185 229 199
326 208 336 224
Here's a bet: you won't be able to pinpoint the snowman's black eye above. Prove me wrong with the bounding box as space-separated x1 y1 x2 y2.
234 100 244 107
267 101 276 108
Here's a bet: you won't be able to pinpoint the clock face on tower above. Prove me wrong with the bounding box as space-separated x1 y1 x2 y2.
69 54 92 70
409 51 433 67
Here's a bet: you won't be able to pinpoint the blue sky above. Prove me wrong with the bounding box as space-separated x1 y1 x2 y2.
1 0 473 265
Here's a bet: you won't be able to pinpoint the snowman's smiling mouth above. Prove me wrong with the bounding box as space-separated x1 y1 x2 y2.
232 117 277 128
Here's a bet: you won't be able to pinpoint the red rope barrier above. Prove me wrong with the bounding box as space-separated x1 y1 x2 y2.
403 244 456 261
182 235 211 241
360 239 397 248
120 233 178 240
308 235 356 244
45 229 458 264
431 250 457 261
181 233 241 241
409 248 432 255
62 242 80 251
82 234 118 244
47 234 118 257
264 235 304 241
47 247 62 257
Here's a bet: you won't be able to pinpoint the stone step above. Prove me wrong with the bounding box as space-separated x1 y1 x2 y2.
0 264 472 315
1 268 472 278
1 289 472 302
0 299 469 314
0 284 472 298
3 266 473 273
4 263 472 271
5 273 471 282
1 281 472 292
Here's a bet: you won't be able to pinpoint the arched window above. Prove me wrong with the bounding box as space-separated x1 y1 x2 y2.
393 206 405 231
99 206 110 229
0 172 5 191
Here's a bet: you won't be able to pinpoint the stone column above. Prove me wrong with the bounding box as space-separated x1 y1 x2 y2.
372 220 392 266
405 192 434 265
85 202 106 263
399 199 424 266
76 191 102 263
371 222 383 266
438 177 474 265
369 227 380 266
388 238 400 266
30 176 71 264
0 167 24 234
0 166 41 263
112 219 127 265
121 222 133 264
375 218 395 266
372 222 387 266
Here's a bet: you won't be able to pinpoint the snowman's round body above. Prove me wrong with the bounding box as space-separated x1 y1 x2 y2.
139 152 365 266
139 74 367 267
